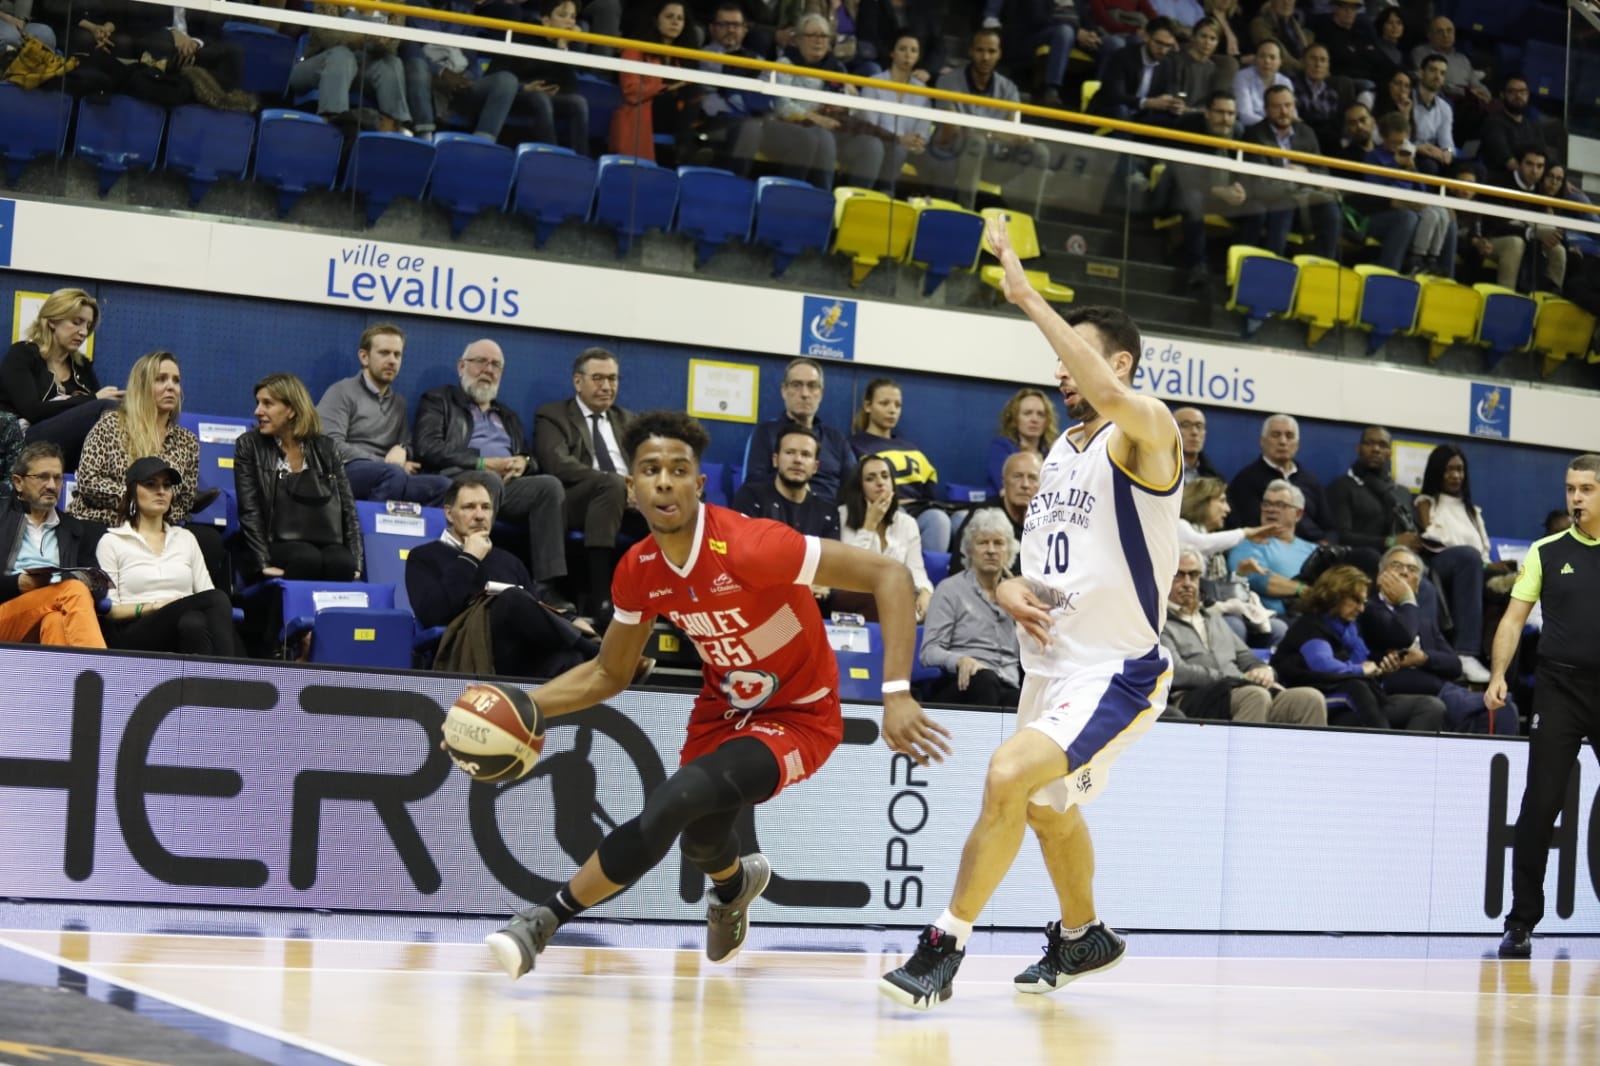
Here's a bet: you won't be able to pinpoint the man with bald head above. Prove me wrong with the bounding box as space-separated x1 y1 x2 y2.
1173 406 1222 481
1408 17 1489 105
1225 413 1333 541
414 339 571 606
950 449 1039 578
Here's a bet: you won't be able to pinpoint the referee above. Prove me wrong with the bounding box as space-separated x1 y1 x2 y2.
1485 453 1600 959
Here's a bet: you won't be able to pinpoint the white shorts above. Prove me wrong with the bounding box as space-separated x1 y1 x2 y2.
1019 646 1172 812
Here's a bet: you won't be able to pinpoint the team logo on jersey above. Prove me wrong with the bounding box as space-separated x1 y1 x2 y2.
711 572 742 595
1074 766 1093 794
709 538 728 554
723 669 779 712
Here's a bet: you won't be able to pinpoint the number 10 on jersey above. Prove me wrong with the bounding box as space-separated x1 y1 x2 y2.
1041 531 1070 575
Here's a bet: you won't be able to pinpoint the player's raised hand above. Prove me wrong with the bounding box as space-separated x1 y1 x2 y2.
882 693 953 765
984 212 1028 306
997 576 1053 652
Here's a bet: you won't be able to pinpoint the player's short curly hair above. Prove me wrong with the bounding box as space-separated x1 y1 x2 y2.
621 410 711 466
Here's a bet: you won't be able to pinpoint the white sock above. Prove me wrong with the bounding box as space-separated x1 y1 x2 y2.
934 910 973 949
1062 920 1097 939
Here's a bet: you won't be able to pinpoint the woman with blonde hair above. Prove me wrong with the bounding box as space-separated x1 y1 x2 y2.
1180 475 1281 645
0 288 123 471
985 386 1059 494
233 372 363 585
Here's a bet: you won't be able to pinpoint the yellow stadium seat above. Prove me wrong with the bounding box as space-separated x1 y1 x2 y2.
1289 255 1361 346
1530 293 1597 376
1081 80 1100 112
1409 276 1483 361
978 208 1075 303
831 186 917 286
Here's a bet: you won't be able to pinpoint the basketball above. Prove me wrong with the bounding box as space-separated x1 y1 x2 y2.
442 684 546 783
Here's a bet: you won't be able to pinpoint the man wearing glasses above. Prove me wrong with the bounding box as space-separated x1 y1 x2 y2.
1226 479 1317 617
416 340 572 614
0 442 106 648
699 0 767 150
741 358 854 502
1091 18 1184 125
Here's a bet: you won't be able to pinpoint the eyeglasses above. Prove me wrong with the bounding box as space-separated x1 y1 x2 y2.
1175 569 1203 580
19 473 63 484
463 356 505 371
1386 561 1423 575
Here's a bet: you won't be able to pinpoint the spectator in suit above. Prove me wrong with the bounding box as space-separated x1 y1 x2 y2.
1479 77 1549 176
1162 547 1327 724
743 358 853 501
1248 0 1312 77
0 288 122 475
414 340 570 610
985 386 1058 494
1231 37 1292 127
1226 413 1333 541
1238 83 1342 260
1484 145 1566 293
1411 52 1457 175
533 347 635 621
407 477 628 681
1361 545 1518 734
731 423 840 541
1092 16 1184 125
919 507 1023 708
1174 405 1223 481
0 441 106 648
233 373 363 586
921 29 1050 209
97 456 236 656
316 323 450 507
952 450 1037 579
1336 102 1420 274
1291 44 1354 151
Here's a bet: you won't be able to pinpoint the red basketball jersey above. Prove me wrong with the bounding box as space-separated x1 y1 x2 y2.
611 504 840 727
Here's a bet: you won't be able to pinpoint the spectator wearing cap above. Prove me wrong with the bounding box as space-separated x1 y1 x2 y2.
97 456 237 656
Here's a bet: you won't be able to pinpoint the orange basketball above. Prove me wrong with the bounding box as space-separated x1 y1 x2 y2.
443 684 546 783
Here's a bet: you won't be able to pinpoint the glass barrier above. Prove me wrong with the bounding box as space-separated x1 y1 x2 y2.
5 0 1600 385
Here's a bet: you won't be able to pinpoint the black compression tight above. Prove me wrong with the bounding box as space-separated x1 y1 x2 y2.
595 737 780 886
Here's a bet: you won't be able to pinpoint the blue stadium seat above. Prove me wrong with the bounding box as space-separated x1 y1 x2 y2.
1473 284 1537 367
594 153 679 255
0 84 73 186
176 411 253 499
1489 538 1534 565
428 133 514 238
310 606 418 670
1450 0 1530 36
752 176 834 277
674 166 756 266
511 143 597 247
922 550 951 587
253 109 343 216
1524 40 1567 102
345 133 436 227
222 20 300 95
355 500 447 614
942 483 988 504
833 621 942 701
1225 246 1298 333
700 462 728 508
1353 266 1420 353
574 73 621 146
1527 0 1568 43
907 200 985 296
164 104 255 206
73 94 167 196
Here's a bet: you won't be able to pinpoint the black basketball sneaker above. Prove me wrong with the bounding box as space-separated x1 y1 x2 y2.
879 926 966 1011
1013 920 1126 993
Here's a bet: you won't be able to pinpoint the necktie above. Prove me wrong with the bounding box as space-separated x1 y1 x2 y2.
591 413 617 473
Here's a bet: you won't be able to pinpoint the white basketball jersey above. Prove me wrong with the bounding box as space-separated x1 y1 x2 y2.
1019 421 1182 678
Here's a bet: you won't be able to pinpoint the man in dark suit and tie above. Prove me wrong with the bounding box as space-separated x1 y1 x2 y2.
1091 17 1183 126
1238 83 1342 259
534 347 635 622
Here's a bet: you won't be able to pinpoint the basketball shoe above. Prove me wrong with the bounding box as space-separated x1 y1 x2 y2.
1013 920 1126 993
485 905 559 979
878 926 966 1011
705 854 772 964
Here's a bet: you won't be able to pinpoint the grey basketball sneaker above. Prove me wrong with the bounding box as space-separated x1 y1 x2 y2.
706 853 772 964
879 926 966 1011
485 905 559 979
1013 920 1127 993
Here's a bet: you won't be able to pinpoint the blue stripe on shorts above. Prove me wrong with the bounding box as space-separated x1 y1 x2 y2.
1064 647 1168 773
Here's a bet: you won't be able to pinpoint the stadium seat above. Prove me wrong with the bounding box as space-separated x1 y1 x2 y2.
674 166 756 267
1352 265 1419 352
355 501 447 614
594 154 679 255
164 104 255 207
244 579 397 658
906 198 984 296
1451 0 1530 36
1410 275 1483 360
176 412 253 497
752 176 834 276
0 84 72 186
223 20 299 95
1524 40 1566 101
345 133 436 227
428 133 514 238
831 621 940 702
922 550 951 587
978 208 1075 303
1489 537 1534 565
310 607 418 670
253 109 343 216
1530 293 1596 376
1472 284 1537 366
1289 255 1361 346
700 462 728 508
73 94 167 196
1225 246 1297 332
511 143 597 246
942 483 988 504
574 73 621 146
831 187 917 286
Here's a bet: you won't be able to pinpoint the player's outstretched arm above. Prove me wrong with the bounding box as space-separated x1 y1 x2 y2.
527 618 655 720
814 540 953 764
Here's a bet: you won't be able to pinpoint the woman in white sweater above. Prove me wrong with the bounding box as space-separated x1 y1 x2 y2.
97 456 237 656
838 454 933 622
1181 476 1283 645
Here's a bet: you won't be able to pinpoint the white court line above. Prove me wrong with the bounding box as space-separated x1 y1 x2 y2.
0 934 386 1066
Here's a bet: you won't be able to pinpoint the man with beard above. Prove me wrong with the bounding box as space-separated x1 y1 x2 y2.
1326 425 1422 554
415 340 570 612
731 424 839 540
1479 76 1550 176
0 441 105 648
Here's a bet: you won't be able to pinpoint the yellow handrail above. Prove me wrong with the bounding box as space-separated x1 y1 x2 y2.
292 0 1591 217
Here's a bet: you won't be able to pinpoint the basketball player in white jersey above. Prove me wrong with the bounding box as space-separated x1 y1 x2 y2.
880 214 1182 1011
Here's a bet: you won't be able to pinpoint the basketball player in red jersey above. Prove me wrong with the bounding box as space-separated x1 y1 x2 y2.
486 410 952 979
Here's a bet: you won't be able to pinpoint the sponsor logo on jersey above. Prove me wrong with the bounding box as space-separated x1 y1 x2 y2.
711 572 741 595
709 538 728 554
1561 563 1575 574
648 587 673 599
637 552 658 562
1074 766 1093 794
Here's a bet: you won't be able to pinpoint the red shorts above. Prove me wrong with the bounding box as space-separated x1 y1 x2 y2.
680 698 844 798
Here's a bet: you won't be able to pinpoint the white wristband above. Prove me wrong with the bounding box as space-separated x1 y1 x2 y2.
881 680 911 695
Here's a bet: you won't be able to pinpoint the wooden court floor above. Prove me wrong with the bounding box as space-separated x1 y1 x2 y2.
2 921 1598 1066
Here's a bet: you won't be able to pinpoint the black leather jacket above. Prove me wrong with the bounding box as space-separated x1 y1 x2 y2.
0 498 99 603
232 430 363 581
414 384 533 476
